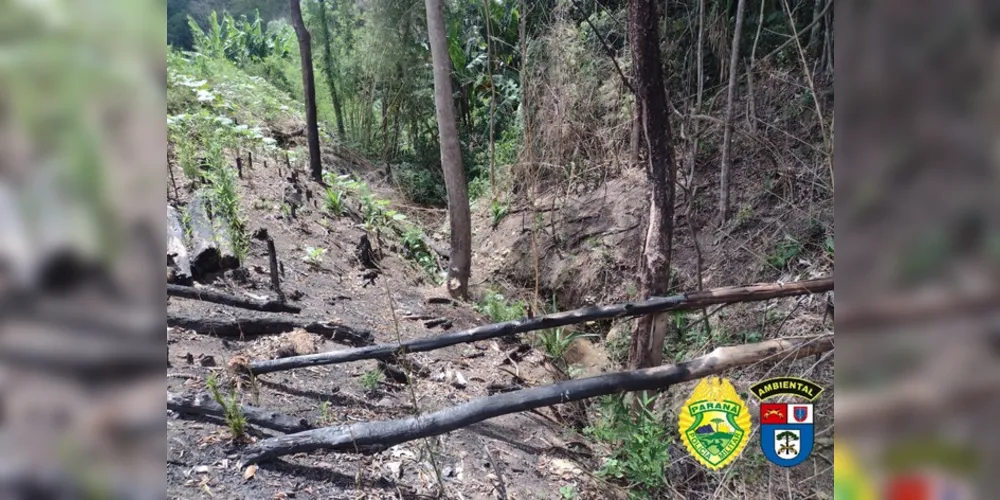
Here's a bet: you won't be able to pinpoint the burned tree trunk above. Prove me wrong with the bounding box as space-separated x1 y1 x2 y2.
167 313 374 346
289 0 323 182
167 205 192 285
241 335 833 463
187 193 239 280
249 277 833 375
628 0 677 371
168 391 313 433
167 284 300 313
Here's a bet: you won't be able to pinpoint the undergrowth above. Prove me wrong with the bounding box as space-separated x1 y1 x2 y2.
475 289 526 322
584 393 672 498
206 373 247 439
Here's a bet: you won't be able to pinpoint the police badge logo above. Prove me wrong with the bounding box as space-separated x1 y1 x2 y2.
750 377 823 468
678 377 751 470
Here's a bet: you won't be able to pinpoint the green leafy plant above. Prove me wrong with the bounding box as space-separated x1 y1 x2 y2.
402 225 438 276
324 186 345 215
318 401 333 424
585 393 671 497
303 246 327 265
559 485 578 499
489 199 510 229
361 368 383 392
206 373 247 439
537 328 597 367
767 234 803 270
475 289 526 323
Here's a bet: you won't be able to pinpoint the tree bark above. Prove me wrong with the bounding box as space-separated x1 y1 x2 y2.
630 102 642 168
425 0 472 299
289 0 323 182
167 284 301 313
318 0 346 138
187 193 239 279
242 335 833 463
249 277 833 375
627 0 677 371
718 0 747 222
808 0 825 59
167 205 192 285
168 391 313 433
167 313 374 346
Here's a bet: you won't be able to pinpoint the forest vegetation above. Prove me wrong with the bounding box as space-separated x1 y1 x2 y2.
166 0 833 497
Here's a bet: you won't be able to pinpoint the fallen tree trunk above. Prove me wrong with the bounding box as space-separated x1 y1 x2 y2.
250 276 832 375
167 313 374 346
167 284 301 313
242 335 833 463
168 391 313 433
188 194 239 279
167 205 192 285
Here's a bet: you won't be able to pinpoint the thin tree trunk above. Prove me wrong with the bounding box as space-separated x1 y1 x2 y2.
747 0 765 132
627 0 677 371
808 0 824 59
317 0 346 138
484 0 497 199
289 0 323 182
425 0 472 299
718 0 747 222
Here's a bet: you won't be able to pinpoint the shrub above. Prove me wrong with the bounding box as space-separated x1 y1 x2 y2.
393 163 447 207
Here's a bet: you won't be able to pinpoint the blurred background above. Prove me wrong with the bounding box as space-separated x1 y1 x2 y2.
836 0 1000 499
0 0 998 498
0 0 165 498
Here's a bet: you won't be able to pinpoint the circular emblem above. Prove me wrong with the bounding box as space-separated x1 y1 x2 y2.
678 376 751 470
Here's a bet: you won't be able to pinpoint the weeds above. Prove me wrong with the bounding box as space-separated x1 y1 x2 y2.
585 393 671 498
303 246 327 266
324 186 345 215
402 225 438 276
206 373 247 439
559 484 578 499
361 368 383 392
318 401 333 424
475 289 526 323
536 328 597 375
767 234 803 270
490 199 510 229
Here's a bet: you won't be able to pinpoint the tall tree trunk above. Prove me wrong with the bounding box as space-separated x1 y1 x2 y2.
631 102 642 168
808 0 825 59
484 0 497 199
718 0 747 222
289 0 323 182
425 0 472 299
317 0 346 138
627 0 676 371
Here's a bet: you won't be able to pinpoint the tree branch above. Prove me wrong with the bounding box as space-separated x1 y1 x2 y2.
570 0 633 94
167 313 374 346
242 335 833 463
249 276 832 374
167 284 301 313
168 391 313 433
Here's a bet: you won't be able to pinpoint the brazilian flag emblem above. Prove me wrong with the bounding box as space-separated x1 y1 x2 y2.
678 377 751 470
